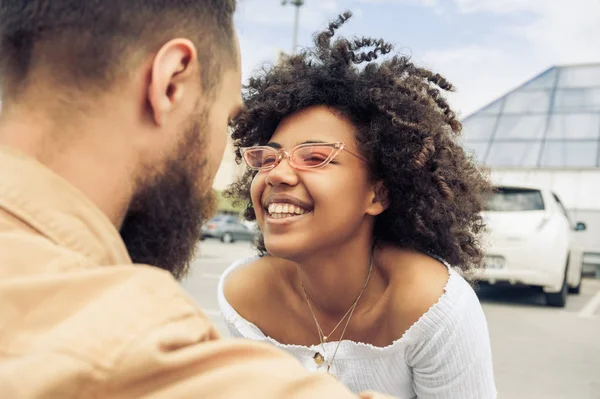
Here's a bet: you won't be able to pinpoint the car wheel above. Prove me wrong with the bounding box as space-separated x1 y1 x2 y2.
221 232 234 244
568 266 582 295
546 267 568 307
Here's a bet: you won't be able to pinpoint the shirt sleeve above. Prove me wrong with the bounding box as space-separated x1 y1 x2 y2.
102 313 396 399
405 277 497 399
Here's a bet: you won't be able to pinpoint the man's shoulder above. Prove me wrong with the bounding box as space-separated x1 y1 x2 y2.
67 264 210 358
0 261 224 398
1 258 213 369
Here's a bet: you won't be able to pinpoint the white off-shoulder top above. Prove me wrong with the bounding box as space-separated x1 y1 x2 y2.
218 257 497 399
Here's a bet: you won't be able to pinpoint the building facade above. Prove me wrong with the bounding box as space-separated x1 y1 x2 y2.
462 63 600 273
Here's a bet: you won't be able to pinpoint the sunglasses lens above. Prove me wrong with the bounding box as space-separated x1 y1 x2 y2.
243 148 278 169
293 146 335 168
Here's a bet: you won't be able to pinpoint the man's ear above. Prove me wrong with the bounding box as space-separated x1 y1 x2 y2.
147 38 198 127
366 180 389 216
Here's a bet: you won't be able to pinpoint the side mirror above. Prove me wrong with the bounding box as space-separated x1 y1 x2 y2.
574 222 587 232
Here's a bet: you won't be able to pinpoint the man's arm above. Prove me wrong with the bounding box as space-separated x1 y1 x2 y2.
102 314 394 398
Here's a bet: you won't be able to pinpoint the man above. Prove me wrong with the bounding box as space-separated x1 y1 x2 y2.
0 1 390 398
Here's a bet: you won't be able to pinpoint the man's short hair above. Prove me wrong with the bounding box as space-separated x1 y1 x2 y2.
0 0 237 100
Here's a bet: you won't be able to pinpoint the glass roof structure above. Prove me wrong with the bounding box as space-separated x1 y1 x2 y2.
461 64 600 168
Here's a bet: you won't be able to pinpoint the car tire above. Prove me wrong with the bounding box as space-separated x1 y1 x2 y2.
221 232 234 244
568 267 583 295
546 267 568 308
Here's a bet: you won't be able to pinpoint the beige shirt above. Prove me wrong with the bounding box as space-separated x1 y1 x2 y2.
0 146 390 399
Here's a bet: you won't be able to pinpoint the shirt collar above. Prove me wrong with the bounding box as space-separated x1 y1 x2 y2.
0 145 132 266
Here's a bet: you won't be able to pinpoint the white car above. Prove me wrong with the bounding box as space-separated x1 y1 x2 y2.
479 185 587 307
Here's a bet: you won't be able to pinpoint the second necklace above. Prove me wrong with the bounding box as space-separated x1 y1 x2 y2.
301 255 374 373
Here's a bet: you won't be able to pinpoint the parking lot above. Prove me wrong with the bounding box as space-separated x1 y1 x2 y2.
182 240 600 399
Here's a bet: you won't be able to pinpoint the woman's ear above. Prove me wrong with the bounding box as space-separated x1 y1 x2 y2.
366 180 389 216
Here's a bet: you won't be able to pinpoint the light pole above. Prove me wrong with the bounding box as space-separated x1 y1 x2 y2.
282 0 304 54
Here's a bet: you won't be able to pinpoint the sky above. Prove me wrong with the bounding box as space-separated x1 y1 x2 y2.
234 0 600 118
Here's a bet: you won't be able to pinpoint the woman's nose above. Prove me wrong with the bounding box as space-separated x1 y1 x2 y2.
265 156 299 187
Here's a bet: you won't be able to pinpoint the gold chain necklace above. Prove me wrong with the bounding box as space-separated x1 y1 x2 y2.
301 256 373 374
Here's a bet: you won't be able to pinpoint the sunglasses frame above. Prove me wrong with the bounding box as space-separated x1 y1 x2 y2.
240 142 365 171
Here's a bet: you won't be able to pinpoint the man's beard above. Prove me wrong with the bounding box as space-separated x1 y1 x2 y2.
120 117 217 280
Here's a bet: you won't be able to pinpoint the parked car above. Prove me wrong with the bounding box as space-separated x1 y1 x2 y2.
479 185 587 307
201 215 257 243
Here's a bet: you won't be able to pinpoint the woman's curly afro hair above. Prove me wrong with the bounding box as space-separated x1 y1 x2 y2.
225 11 492 271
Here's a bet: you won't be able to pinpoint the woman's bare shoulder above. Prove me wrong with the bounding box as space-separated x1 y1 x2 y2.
223 256 295 321
386 249 450 337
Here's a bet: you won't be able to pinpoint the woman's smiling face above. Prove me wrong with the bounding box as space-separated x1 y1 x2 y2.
250 105 386 260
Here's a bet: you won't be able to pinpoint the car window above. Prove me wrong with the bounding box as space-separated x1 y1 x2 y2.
485 187 545 211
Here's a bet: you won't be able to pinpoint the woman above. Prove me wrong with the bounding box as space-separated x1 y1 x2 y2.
218 12 496 399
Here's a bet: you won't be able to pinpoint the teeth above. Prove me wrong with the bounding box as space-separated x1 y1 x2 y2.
267 202 309 217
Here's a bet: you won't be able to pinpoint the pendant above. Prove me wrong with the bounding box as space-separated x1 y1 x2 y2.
313 352 325 365
323 335 328 342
